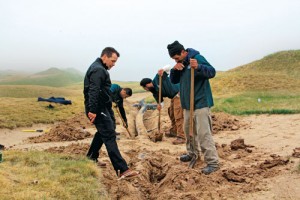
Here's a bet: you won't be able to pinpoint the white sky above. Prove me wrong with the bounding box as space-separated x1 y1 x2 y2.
1 0 300 81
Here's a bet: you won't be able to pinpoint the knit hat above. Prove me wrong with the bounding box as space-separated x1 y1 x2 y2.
167 41 185 57
140 78 152 87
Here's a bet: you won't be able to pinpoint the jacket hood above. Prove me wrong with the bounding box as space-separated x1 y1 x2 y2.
186 48 200 60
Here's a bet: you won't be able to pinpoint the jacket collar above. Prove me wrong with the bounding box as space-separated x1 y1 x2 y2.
96 57 109 70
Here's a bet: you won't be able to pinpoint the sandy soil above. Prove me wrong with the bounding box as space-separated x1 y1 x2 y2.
1 93 299 200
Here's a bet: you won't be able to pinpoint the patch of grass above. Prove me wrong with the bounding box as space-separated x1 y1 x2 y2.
0 96 84 129
0 150 108 200
212 91 300 115
0 84 84 129
0 85 82 98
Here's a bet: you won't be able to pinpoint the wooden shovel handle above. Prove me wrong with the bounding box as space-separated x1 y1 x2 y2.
158 75 162 132
189 67 195 137
114 106 132 137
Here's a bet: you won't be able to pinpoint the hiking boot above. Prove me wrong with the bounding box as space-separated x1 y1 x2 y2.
180 154 193 162
165 131 177 137
201 165 219 175
172 137 185 145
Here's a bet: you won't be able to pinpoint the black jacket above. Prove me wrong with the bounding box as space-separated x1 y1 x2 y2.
83 58 112 114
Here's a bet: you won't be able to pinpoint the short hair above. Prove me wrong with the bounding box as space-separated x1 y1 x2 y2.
101 47 120 58
140 78 152 87
123 88 132 96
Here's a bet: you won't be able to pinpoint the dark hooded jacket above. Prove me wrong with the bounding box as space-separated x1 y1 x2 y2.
83 58 112 114
151 72 180 103
170 48 215 110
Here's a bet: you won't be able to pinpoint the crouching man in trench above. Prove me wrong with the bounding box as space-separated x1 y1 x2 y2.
110 83 132 134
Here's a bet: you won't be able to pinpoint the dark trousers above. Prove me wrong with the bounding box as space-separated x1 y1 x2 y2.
86 107 128 174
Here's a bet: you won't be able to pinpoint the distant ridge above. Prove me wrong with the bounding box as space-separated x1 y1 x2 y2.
211 50 300 95
0 67 84 87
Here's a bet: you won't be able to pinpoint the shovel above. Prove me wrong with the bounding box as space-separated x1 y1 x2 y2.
114 105 132 137
188 67 198 168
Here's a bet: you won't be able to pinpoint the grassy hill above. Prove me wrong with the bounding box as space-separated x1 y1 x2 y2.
0 67 84 87
211 50 300 96
210 50 300 114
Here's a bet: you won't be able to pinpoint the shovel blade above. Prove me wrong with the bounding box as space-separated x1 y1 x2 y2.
188 154 198 169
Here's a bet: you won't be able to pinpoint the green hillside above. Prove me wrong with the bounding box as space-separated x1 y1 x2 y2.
0 68 84 87
211 50 300 96
211 50 300 114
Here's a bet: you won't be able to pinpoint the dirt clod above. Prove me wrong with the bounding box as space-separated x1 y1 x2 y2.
292 147 300 158
230 138 254 150
148 130 163 142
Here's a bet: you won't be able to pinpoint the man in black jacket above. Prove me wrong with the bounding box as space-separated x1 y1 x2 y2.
84 47 138 179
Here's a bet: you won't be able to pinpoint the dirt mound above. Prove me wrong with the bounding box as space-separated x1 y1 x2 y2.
143 99 246 138
28 113 93 143
45 143 90 155
212 112 246 134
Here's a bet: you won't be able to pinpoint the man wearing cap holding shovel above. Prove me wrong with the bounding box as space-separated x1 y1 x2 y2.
167 40 219 174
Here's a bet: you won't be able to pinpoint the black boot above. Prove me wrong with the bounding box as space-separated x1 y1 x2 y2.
180 154 193 162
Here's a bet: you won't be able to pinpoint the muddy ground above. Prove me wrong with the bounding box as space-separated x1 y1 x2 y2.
1 93 300 200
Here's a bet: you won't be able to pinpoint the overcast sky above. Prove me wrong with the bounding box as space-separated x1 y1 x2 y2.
1 0 300 81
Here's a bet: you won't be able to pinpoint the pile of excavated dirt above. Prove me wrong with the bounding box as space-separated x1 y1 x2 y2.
28 113 93 143
143 99 247 138
99 139 290 200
